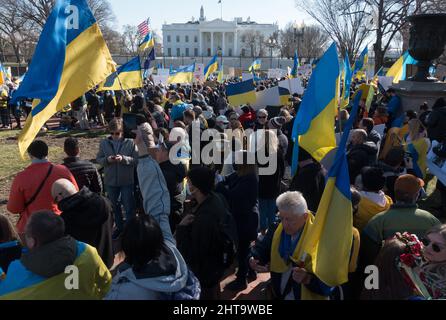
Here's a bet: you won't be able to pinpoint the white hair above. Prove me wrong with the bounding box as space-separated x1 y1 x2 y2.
276 191 308 217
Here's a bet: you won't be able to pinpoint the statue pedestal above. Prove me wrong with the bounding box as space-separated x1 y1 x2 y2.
392 80 446 111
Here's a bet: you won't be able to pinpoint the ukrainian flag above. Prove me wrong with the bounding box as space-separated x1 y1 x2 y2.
98 56 142 91
291 50 299 78
248 59 261 72
341 52 352 108
217 65 224 83
291 43 340 175
279 87 291 106
0 63 6 85
0 242 111 300
353 46 368 76
406 138 429 179
139 31 155 52
226 79 256 106
386 51 418 84
204 54 219 80
167 63 195 84
11 0 115 158
300 92 362 287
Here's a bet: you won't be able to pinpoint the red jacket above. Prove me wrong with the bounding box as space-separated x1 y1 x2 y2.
7 162 79 234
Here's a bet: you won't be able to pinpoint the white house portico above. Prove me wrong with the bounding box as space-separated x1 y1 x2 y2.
162 6 278 57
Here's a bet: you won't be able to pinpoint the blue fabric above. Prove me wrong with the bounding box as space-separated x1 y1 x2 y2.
278 229 302 263
105 184 135 231
0 241 19 250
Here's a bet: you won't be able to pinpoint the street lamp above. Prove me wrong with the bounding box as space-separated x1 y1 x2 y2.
267 37 277 69
218 46 223 67
293 21 305 62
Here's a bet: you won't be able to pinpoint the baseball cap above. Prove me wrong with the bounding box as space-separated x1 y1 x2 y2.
394 174 425 197
216 115 229 124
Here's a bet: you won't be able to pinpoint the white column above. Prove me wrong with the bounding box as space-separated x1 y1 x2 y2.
222 32 226 56
199 32 202 56
211 32 214 56
234 31 237 56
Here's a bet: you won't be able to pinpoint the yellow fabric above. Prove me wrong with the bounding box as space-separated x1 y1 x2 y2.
300 180 353 287
349 228 360 273
405 137 429 179
270 214 327 300
0 245 111 300
18 23 116 158
354 195 393 232
97 70 143 91
380 126 404 160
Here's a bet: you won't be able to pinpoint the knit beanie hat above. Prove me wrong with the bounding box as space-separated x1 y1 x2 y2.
268 116 287 129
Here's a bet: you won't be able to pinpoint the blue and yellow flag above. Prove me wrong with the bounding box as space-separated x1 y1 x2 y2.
204 54 219 80
291 42 340 175
139 31 155 52
217 65 224 83
353 46 368 76
341 52 352 108
300 92 361 287
279 87 291 106
226 79 256 106
98 57 142 91
406 138 429 179
248 59 261 72
386 51 418 84
0 242 111 300
0 63 7 85
11 0 116 158
167 63 195 84
291 50 299 78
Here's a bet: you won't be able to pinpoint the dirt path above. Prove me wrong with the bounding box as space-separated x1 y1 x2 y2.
0 130 103 224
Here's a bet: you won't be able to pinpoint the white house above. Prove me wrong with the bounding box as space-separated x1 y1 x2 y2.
162 6 278 58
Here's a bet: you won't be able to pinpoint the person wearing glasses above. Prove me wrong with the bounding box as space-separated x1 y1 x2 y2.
96 118 138 239
254 109 269 131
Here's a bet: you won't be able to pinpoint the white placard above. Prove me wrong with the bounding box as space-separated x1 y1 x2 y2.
194 63 205 82
267 68 287 79
157 68 170 76
151 75 169 85
242 73 254 81
427 140 446 185
279 78 304 95
378 76 394 90
252 87 280 109
229 67 235 77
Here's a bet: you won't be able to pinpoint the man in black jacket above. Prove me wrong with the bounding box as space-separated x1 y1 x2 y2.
156 141 187 233
175 166 228 300
289 148 326 213
63 137 103 193
426 97 446 142
347 129 378 183
51 178 114 268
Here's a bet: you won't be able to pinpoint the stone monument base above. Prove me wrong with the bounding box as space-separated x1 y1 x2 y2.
392 80 446 111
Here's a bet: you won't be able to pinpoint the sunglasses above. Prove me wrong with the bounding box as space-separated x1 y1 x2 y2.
422 238 445 253
258 116 267 119
111 132 122 136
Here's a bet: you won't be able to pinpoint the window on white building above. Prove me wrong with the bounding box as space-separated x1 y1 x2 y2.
229 49 232 57
186 48 190 56
167 35 171 42
177 48 180 56
241 49 246 57
186 36 189 43
167 48 172 56
194 36 198 43
194 48 198 57
176 35 180 42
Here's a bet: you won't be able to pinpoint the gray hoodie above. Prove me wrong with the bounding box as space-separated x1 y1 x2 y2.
105 156 188 300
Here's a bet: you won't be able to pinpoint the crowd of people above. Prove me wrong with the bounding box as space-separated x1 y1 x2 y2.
0 72 445 300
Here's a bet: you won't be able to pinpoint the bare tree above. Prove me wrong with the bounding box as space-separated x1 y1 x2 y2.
279 23 329 61
241 30 267 58
15 0 115 29
296 0 372 61
121 25 140 56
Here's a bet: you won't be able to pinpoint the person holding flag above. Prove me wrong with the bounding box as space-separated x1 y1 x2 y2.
11 0 116 158
248 59 261 72
290 50 300 78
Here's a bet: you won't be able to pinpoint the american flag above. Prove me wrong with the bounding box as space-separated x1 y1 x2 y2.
138 19 149 37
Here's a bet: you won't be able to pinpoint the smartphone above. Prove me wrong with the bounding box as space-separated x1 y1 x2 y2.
122 113 137 139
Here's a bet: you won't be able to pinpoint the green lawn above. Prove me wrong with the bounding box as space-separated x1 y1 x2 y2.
0 144 63 179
